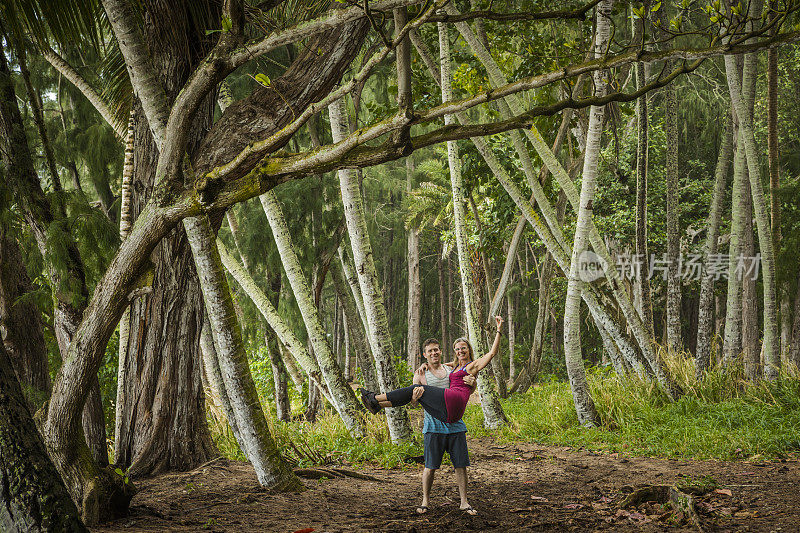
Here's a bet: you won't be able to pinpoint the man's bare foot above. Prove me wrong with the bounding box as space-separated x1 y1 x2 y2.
416 505 429 515
460 505 477 516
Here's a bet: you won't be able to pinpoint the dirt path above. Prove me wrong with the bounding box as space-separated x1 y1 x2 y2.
95 436 800 532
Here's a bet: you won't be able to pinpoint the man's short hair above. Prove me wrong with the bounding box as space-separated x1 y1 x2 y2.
422 338 440 352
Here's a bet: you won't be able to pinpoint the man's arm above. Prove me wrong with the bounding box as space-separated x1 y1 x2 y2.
413 365 428 385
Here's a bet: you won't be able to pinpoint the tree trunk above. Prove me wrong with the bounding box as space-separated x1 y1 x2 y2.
261 190 365 437
664 58 682 353
741 179 760 379
724 15 780 377
695 118 733 375
406 156 422 371
438 21 507 429
791 269 800 367
633 16 654 336
437 239 450 353
723 129 746 363
199 315 242 446
329 97 413 440
266 331 291 422
1 41 108 470
0 231 51 411
562 0 611 428
114 112 135 464
184 215 301 490
0 341 88 533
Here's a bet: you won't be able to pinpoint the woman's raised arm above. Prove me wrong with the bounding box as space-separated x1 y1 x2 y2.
467 316 504 374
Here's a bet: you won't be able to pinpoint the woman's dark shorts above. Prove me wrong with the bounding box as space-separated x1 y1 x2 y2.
423 431 470 469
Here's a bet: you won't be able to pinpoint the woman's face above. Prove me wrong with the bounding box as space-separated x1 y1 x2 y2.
454 341 470 364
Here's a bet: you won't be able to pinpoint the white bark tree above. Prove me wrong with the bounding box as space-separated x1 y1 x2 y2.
562 0 613 427
438 20 507 428
329 97 413 441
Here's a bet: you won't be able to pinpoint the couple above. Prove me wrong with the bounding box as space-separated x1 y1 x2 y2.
360 316 504 516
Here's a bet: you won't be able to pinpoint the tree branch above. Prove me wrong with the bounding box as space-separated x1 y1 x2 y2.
426 0 600 23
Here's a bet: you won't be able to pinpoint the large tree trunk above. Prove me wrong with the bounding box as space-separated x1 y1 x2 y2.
0 231 51 410
562 0 612 428
0 341 88 533
185 215 301 489
438 21 507 429
113 0 218 476
695 118 733 375
261 190 365 437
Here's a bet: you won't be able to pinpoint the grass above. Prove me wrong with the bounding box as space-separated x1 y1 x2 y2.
463 361 800 461
210 357 800 467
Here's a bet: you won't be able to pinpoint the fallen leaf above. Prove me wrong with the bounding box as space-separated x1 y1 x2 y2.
591 502 610 510
510 507 533 513
530 495 549 502
734 510 757 519
714 488 733 497
564 503 584 510
598 496 614 503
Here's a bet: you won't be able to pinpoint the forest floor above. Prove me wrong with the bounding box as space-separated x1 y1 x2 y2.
95 433 800 533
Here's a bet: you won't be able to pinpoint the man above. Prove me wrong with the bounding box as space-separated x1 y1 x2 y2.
411 338 477 516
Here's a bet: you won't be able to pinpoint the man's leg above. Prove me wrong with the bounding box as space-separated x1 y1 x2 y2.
420 433 445 514
420 467 435 511
448 432 476 515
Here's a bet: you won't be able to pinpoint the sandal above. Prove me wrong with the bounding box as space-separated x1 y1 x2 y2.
461 506 478 516
359 388 381 414
415 505 428 515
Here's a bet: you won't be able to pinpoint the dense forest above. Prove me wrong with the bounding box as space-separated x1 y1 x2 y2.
1 0 800 531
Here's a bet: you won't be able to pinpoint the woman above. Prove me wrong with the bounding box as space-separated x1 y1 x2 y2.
360 316 504 424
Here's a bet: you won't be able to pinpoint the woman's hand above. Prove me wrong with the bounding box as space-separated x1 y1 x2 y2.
494 315 504 333
415 364 428 377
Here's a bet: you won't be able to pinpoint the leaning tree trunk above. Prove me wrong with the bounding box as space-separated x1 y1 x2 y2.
217 239 333 402
695 117 733 375
0 341 88 533
438 21 507 429
741 178 760 379
562 0 612 428
329 97 414 440
261 190 365 437
185 215 301 490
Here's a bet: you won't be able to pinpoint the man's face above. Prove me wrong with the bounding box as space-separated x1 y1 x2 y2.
424 343 442 364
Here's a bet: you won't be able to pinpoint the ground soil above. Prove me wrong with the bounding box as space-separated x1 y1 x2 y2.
95 433 800 533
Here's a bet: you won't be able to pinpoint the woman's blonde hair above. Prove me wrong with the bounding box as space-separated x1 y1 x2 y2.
450 337 475 369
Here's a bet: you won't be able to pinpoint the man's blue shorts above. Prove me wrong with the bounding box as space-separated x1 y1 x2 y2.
423 431 470 469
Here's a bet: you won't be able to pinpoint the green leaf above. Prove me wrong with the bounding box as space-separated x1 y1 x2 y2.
652 1 661 12
221 14 232 32
254 73 271 87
